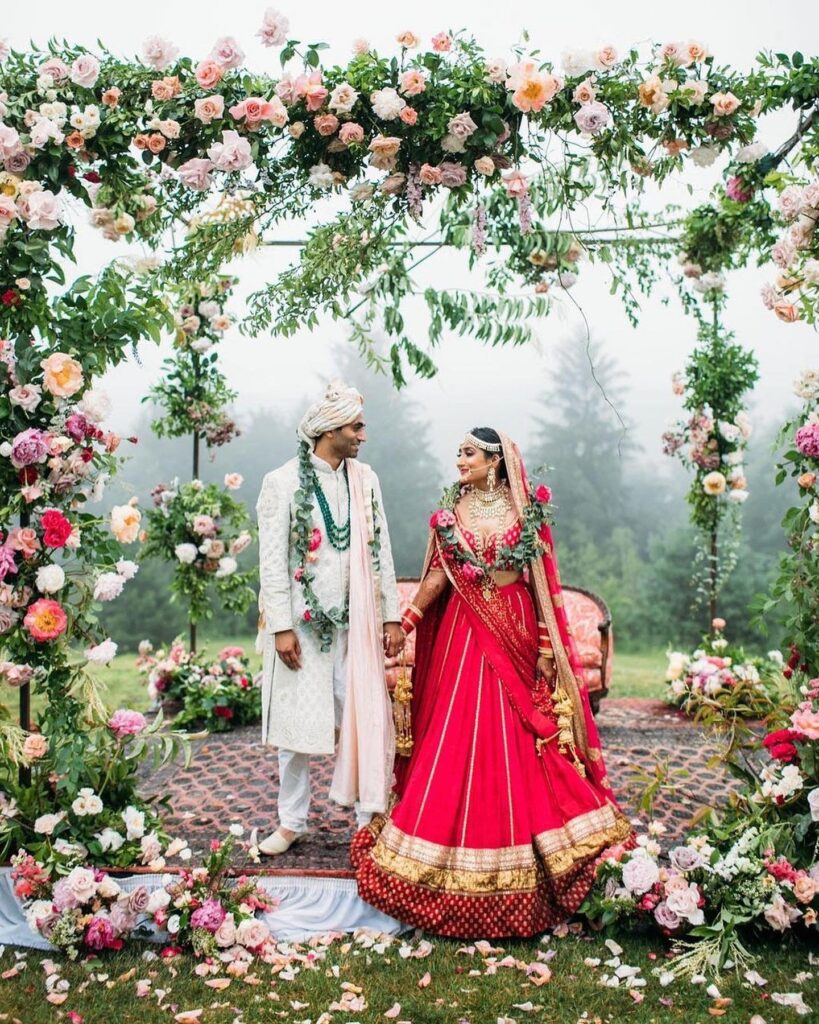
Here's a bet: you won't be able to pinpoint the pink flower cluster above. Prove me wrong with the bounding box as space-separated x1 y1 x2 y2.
795 422 819 459
429 508 456 530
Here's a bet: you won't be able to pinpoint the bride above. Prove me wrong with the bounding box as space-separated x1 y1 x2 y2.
352 428 633 937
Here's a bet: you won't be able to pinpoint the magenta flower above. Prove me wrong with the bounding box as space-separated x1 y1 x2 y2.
108 709 147 739
534 484 552 504
462 562 485 582
726 176 753 203
795 422 819 459
429 509 456 529
84 915 122 950
10 428 49 469
190 898 226 932
308 528 322 552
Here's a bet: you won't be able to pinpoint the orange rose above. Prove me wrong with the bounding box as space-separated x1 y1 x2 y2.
798 472 817 489
147 133 167 154
102 87 121 108
774 301 799 323
65 132 85 150
133 133 150 150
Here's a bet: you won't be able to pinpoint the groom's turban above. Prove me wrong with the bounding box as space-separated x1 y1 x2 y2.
297 380 364 447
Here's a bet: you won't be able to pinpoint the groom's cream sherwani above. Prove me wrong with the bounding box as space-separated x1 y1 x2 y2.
256 452 400 756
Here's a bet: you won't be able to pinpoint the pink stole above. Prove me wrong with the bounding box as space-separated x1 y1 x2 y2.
329 460 395 813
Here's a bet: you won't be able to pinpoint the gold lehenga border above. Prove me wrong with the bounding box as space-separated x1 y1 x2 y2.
368 809 633 895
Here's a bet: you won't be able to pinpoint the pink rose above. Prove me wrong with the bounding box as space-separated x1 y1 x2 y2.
313 113 339 136
535 484 552 503
142 35 179 70
419 164 443 186
40 57 69 83
300 72 328 112
461 562 485 582
195 59 224 90
339 122 364 145
503 169 529 198
400 107 418 125
790 706 819 740
108 709 147 739
710 91 740 117
257 9 290 48
70 54 100 88
294 566 305 581
308 527 322 552
0 195 17 226
236 916 270 949
207 130 253 172
210 36 245 70
194 96 225 124
178 158 214 190
193 514 217 536
22 733 48 760
24 190 61 231
230 97 278 124
400 70 427 97
431 33 453 53
430 509 456 529
574 101 610 135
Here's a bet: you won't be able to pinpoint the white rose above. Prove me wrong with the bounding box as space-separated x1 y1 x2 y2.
666 884 704 925
96 876 121 899
621 853 660 894
115 559 139 580
85 639 118 665
329 82 359 114
808 788 819 822
735 141 768 164
34 811 66 835
175 543 198 564
229 823 245 837
72 787 103 816
215 556 237 577
78 388 112 423
94 572 125 601
308 162 335 188
167 913 181 934
95 827 125 852
66 866 97 902
146 888 171 914
24 899 54 931
690 145 718 168
803 259 819 285
36 563 65 594
370 87 406 120
122 805 146 840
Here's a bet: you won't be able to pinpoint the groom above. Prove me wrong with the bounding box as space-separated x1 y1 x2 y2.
255 381 403 855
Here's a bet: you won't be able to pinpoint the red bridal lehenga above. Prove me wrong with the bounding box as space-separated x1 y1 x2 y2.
352 434 633 938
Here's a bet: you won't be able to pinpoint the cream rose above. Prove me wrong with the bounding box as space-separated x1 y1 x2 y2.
111 504 142 543
40 352 83 397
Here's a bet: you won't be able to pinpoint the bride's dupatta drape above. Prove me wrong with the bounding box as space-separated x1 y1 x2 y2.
353 434 633 939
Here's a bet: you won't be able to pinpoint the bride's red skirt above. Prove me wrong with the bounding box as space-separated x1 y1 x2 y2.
352 580 633 938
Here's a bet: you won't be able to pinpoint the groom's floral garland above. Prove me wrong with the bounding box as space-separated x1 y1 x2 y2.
293 441 381 652
429 480 554 580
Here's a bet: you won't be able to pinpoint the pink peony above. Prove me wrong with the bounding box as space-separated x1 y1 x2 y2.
10 428 49 469
142 36 179 70
190 897 226 932
85 915 123 950
461 561 485 582
108 709 147 739
795 422 819 458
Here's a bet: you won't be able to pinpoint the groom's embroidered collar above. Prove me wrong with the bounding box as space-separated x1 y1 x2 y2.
310 451 347 477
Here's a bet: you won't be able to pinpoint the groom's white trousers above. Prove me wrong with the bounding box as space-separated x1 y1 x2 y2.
277 630 373 832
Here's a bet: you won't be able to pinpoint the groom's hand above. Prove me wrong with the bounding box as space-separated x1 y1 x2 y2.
275 629 302 670
383 622 404 659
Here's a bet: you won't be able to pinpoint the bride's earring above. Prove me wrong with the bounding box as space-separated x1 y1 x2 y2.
487 466 497 491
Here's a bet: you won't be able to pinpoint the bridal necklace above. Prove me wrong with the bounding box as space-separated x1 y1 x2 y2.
468 480 512 564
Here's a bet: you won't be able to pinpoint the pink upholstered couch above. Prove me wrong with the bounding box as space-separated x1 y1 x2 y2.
387 579 613 713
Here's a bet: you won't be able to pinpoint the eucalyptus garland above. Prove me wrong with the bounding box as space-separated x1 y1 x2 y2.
430 481 554 578
293 442 382 652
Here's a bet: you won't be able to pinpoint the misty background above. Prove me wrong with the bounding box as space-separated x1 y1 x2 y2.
5 0 817 653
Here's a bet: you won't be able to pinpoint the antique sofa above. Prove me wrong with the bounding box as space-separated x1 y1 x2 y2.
387 579 613 713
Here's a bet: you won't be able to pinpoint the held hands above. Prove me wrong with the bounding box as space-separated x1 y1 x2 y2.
537 654 556 685
383 621 405 659
275 629 302 671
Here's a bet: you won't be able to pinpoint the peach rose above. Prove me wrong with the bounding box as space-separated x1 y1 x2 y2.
41 353 83 397
23 733 48 760
793 874 818 904
314 113 339 136
774 302 800 323
710 91 740 117
474 156 495 175
798 472 817 489
399 107 418 125
111 504 142 544
396 31 420 49
791 706 819 740
686 40 710 64
663 138 688 156
419 163 442 185
573 78 596 105
147 134 167 154
368 135 401 159
638 75 669 114
400 70 427 97
65 132 85 150
595 46 618 69
512 72 561 113
194 96 225 124
102 87 121 108
133 133 149 150
7 527 40 557
195 59 224 90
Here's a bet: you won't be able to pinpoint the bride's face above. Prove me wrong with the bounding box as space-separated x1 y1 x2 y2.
456 442 498 485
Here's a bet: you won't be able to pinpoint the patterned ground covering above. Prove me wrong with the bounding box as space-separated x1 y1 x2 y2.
139 698 746 873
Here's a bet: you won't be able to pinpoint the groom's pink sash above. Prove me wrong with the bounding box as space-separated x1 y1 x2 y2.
329 461 394 813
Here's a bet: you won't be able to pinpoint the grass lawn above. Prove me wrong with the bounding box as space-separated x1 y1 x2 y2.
0 931 814 1023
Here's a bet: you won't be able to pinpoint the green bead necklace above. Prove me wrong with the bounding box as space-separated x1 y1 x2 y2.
312 470 351 551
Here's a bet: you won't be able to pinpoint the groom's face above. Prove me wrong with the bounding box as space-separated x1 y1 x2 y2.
332 419 367 460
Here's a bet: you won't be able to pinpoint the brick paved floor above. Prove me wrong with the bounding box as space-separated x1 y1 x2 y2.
140 698 746 872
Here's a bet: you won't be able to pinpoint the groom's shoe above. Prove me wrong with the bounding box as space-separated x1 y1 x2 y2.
258 828 307 856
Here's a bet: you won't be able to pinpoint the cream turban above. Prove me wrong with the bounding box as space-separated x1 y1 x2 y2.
297 380 364 447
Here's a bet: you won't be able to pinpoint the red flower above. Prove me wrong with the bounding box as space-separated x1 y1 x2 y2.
535 484 552 503
1 289 21 307
303 609 312 622
429 509 456 529
40 509 72 547
83 170 102 183
762 728 801 764
294 566 304 581
308 528 322 552
213 705 234 719
18 466 39 485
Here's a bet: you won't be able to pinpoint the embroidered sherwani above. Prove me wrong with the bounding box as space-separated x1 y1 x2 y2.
256 453 400 755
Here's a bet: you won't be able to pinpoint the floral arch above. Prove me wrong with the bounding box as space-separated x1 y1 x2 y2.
0 11 818 969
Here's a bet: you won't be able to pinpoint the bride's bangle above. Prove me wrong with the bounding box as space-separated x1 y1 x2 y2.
401 604 424 635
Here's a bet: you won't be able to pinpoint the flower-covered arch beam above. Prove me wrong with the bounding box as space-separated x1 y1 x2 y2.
2 23 818 385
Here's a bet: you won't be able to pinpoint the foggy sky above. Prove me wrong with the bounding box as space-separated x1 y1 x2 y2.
4 0 818 471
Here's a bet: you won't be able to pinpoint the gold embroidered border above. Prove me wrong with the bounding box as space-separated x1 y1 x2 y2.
535 808 633 877
378 820 535 872
371 843 540 894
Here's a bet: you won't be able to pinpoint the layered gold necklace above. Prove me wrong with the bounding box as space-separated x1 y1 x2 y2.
468 483 512 563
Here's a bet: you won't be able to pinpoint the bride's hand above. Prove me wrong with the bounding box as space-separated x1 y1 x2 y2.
536 655 556 685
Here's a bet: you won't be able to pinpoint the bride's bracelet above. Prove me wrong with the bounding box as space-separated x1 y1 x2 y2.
401 603 424 636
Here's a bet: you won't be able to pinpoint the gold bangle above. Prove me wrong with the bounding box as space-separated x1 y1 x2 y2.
539 649 555 659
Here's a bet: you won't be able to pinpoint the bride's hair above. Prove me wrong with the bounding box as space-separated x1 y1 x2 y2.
468 427 508 481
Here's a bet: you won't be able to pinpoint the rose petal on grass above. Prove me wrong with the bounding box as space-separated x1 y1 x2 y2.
174 1011 203 1023
629 990 645 1004
46 994 67 1005
206 979 231 990
385 1003 401 1018
418 973 431 989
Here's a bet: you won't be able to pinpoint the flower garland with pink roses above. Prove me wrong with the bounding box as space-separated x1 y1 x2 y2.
429 479 554 580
